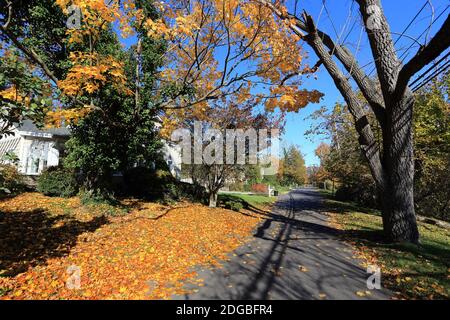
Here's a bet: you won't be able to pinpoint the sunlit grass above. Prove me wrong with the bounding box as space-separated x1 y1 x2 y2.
327 198 450 299
219 192 276 209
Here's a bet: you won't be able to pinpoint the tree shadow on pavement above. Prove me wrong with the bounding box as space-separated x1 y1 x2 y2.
180 189 391 300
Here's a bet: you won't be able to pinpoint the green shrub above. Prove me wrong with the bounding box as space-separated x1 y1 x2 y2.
123 166 174 196
0 164 25 195
78 187 120 206
177 182 207 202
262 175 279 186
123 166 206 203
37 166 79 197
335 183 379 209
224 200 243 212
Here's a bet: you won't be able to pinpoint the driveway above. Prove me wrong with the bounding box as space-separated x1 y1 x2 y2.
172 188 391 300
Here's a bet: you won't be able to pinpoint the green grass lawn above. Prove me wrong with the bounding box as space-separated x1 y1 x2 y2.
325 198 450 300
219 193 277 209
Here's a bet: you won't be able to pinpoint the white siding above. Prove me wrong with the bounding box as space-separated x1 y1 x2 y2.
0 136 21 159
47 143 60 168
0 126 21 160
163 141 182 179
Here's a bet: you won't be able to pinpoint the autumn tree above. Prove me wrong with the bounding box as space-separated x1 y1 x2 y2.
63 2 166 196
2 1 323 128
413 72 450 220
279 145 307 186
253 0 450 243
139 0 322 133
0 1 168 196
310 105 379 206
0 48 49 137
306 165 321 187
1 1 324 198
311 72 450 220
0 0 69 137
179 99 280 207
313 142 331 187
1 0 142 124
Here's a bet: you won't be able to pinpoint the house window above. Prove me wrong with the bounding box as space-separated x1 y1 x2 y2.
33 158 40 174
26 140 49 175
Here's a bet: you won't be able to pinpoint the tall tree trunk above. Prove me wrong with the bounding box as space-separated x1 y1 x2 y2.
381 94 419 243
208 191 218 208
254 0 449 244
300 10 420 244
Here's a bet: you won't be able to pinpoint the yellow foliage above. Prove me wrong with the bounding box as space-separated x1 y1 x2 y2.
0 85 34 106
51 0 323 131
0 86 20 102
45 106 93 128
59 52 130 98
266 86 323 112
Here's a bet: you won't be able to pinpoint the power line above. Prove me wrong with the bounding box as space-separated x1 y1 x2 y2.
409 50 450 87
341 17 358 45
398 4 449 62
367 0 430 77
394 1 428 46
322 0 339 39
341 0 357 45
364 3 449 79
412 60 450 92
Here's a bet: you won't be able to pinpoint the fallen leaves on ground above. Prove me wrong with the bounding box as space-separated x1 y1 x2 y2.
329 208 450 300
0 193 261 299
355 290 371 297
298 265 309 272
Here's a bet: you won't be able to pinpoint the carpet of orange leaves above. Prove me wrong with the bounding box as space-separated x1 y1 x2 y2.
0 193 261 299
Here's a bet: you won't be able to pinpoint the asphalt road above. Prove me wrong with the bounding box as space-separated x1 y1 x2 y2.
172 188 391 300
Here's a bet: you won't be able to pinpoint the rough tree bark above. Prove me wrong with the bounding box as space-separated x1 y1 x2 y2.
254 0 450 243
356 0 419 242
381 94 418 242
208 191 218 208
207 167 225 208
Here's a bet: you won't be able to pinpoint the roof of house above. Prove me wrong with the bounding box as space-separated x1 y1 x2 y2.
15 120 70 137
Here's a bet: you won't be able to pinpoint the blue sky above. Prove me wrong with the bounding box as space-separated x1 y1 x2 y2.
280 0 449 166
120 0 448 166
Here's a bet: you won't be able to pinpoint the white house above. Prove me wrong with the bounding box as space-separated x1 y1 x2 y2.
0 120 69 175
0 120 182 178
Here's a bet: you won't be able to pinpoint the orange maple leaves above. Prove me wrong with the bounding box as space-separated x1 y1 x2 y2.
0 193 260 300
267 86 324 112
49 0 323 133
58 52 130 98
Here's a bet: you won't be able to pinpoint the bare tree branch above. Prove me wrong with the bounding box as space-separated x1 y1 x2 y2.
2 0 13 29
253 0 386 124
396 14 450 97
0 27 59 85
355 0 401 99
301 11 385 189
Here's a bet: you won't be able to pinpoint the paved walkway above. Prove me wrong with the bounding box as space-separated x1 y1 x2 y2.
173 188 391 300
